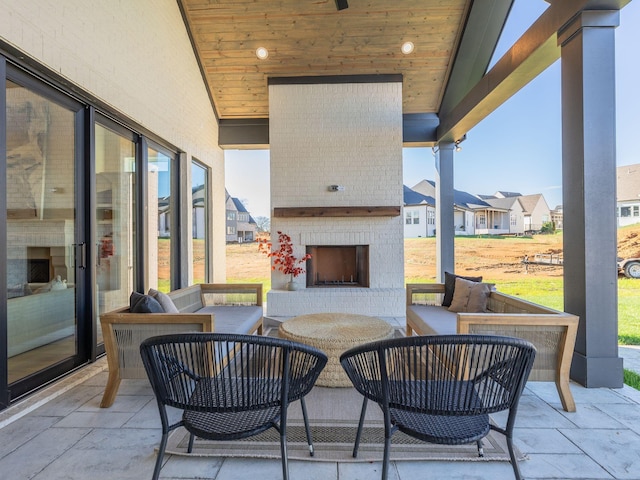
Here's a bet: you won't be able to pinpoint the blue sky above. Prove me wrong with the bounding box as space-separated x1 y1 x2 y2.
225 0 640 217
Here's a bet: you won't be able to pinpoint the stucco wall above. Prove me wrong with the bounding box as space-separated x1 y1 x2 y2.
1 0 226 281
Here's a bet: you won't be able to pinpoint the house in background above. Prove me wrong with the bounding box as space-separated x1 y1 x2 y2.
410 180 506 235
476 194 523 234
551 205 564 230
157 195 171 238
405 183 552 237
403 185 436 238
617 163 640 227
225 190 257 243
480 192 551 234
519 194 551 233
192 184 206 239
410 180 488 236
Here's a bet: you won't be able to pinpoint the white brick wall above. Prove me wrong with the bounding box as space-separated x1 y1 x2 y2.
267 81 405 317
1 0 226 281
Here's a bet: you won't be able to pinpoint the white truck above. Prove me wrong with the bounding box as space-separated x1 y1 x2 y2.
523 254 640 279
618 257 640 279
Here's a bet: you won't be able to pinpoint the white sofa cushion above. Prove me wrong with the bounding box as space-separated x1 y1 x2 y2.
407 305 457 335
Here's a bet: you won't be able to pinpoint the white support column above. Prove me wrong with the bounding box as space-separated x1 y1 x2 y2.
559 10 623 387
435 142 455 282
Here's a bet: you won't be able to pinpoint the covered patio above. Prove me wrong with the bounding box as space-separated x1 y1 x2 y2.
0 351 639 479
1 0 638 477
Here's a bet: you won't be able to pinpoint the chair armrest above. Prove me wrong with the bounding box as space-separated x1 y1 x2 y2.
457 312 578 412
199 283 263 306
99 311 214 408
406 283 445 306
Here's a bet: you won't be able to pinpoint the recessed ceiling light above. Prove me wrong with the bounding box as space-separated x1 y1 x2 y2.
401 41 414 55
256 47 269 60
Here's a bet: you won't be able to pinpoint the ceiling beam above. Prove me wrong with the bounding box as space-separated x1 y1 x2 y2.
437 0 631 143
439 0 514 119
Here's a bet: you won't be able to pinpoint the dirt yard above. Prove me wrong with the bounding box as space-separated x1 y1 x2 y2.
224 224 640 282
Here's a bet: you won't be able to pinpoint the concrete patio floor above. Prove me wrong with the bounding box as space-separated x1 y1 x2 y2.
1 349 640 480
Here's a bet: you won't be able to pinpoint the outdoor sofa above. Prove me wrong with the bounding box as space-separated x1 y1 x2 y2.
99 283 263 407
406 280 579 412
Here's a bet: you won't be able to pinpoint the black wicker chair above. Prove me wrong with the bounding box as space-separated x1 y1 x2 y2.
140 333 328 480
339 334 536 480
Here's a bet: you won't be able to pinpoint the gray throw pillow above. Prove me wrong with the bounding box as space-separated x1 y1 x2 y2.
130 291 164 313
148 288 179 313
448 277 493 313
442 271 483 307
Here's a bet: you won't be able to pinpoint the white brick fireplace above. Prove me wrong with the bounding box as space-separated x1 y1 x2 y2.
266 78 405 318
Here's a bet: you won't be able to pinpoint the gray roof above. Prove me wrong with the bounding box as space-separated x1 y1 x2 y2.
495 191 522 198
518 194 546 214
231 197 249 213
403 185 435 206
411 180 490 210
483 196 519 210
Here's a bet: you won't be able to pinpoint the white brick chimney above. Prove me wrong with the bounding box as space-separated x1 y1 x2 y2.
266 79 405 318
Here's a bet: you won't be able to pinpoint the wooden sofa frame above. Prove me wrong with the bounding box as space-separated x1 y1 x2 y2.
406 283 579 412
99 283 263 408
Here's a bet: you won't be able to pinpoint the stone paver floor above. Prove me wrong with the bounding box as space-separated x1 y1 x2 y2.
0 347 639 480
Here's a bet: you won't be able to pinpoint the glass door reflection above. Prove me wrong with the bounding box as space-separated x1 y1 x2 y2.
6 80 78 384
95 122 136 346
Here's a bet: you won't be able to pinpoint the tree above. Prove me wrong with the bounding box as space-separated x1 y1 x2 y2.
255 216 270 233
540 221 556 234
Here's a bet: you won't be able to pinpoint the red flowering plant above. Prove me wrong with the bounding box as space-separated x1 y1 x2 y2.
258 231 312 279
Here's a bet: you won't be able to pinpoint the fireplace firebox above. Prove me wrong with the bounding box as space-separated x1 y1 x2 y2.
306 245 369 288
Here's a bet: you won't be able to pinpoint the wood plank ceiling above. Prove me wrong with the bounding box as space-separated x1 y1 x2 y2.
178 0 471 120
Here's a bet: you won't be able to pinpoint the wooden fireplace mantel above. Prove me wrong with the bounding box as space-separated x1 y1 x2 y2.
272 206 401 218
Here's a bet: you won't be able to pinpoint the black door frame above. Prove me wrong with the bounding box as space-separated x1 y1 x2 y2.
2 63 91 402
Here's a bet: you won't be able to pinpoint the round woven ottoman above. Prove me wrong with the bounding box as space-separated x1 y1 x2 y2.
279 313 394 387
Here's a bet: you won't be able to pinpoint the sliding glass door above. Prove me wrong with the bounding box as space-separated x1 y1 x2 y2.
94 120 137 345
5 74 87 399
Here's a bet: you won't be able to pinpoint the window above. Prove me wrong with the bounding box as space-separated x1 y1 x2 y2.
634 206 639 217
621 207 631 217
227 226 236 235
148 145 175 293
227 211 236 221
478 214 486 226
427 210 435 225
510 214 517 226
95 121 137 336
405 210 419 224
192 160 209 283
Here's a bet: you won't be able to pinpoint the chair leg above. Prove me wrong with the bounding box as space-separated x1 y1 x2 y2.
353 397 369 458
187 433 195 453
299 397 314 456
381 427 392 480
279 431 289 480
506 435 523 480
477 439 484 457
99 373 121 408
152 432 169 480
